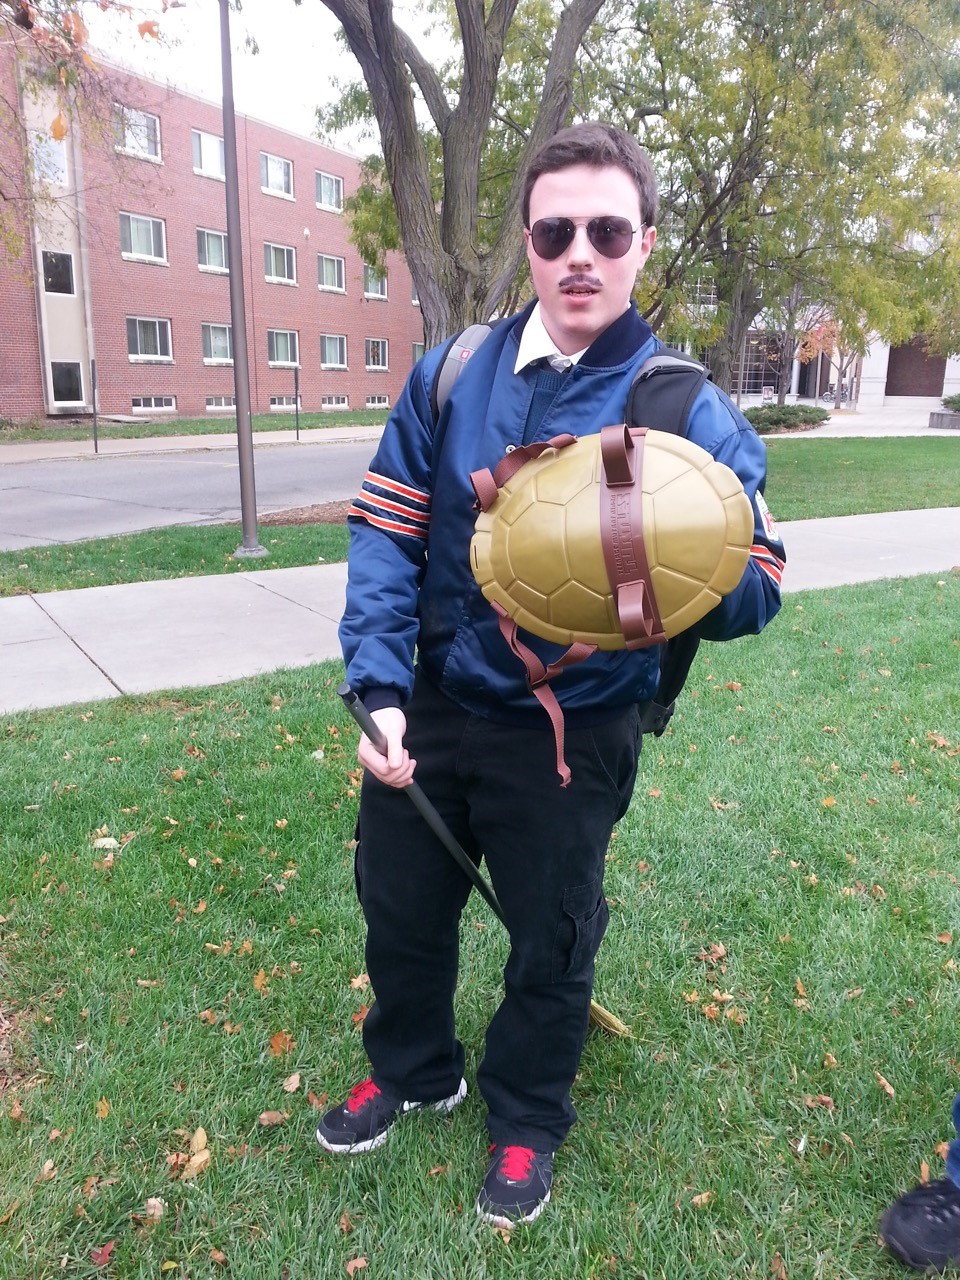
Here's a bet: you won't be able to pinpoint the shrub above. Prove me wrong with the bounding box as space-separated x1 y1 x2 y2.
941 393 960 412
743 403 831 433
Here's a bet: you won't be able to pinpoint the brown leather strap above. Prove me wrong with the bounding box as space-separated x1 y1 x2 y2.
598 425 666 649
470 433 577 511
492 602 597 787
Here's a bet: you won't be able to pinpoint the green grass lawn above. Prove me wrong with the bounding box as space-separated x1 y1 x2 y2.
0 409 387 444
2 573 959 1278
0 437 957 598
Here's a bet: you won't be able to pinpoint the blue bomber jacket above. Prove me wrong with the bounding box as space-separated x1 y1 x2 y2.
339 302 785 726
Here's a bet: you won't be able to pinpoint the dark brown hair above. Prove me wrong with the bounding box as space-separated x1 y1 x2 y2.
521 123 659 229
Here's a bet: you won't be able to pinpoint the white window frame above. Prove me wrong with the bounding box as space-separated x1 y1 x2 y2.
412 341 425 365
120 211 167 264
31 132 68 188
115 105 161 161
315 170 343 211
127 316 172 362
363 264 388 299
191 129 225 180
201 322 233 365
269 395 301 413
321 395 349 410
267 329 299 367
206 394 236 412
320 334 347 370
197 227 229 274
264 241 297 285
318 253 345 292
260 151 293 199
131 395 176 412
365 338 389 371
365 394 390 409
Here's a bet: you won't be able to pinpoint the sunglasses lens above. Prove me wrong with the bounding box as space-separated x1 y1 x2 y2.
529 217 637 260
588 217 634 259
530 218 574 260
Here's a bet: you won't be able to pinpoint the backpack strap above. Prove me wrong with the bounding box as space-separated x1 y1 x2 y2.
430 322 495 422
626 348 708 438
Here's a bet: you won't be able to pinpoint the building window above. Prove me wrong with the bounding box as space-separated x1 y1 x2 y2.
202 323 233 363
191 129 225 179
269 395 300 412
365 338 389 370
131 395 176 412
366 394 390 409
114 105 161 160
260 151 293 198
267 329 299 366
51 361 83 403
412 341 425 365
318 253 345 292
321 394 349 410
127 316 172 361
264 241 296 284
316 170 343 211
320 334 347 369
317 170 343 209
42 250 74 294
363 264 388 299
120 212 166 263
31 132 68 187
206 394 236 412
197 227 229 273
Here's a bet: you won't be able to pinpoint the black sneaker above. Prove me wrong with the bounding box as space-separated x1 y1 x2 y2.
881 1177 960 1272
476 1144 554 1227
315 1076 467 1154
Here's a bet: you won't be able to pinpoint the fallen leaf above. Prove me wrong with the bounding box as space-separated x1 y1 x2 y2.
339 1211 353 1233
258 1110 288 1126
9 1099 26 1123
38 1159 56 1182
875 1071 895 1098
138 19 160 39
692 1191 713 1207
349 973 370 990
770 1252 788 1280
920 1160 930 1185
171 767 187 782
351 1005 370 1026
210 1248 228 1265
307 1091 328 1109
824 1053 839 1069
427 1164 449 1177
96 1097 110 1119
90 1242 116 1267
198 1009 218 1025
936 932 954 945
725 681 742 692
346 1261 368 1277
253 969 269 994
181 1147 211 1181
0 1199 21 1225
136 978 162 988
268 1030 295 1057
190 1127 208 1155
144 1197 166 1221
821 796 836 808
804 1094 835 1110
282 1072 301 1093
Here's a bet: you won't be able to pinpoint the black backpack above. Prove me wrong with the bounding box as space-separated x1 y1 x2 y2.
432 323 711 736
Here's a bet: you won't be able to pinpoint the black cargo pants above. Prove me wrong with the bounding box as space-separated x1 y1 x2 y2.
353 670 641 1151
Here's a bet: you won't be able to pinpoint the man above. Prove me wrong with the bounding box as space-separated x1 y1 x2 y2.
881 1093 960 1271
318 123 785 1227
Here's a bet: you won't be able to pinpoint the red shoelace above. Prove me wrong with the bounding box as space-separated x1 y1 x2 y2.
347 1078 381 1112
493 1144 535 1182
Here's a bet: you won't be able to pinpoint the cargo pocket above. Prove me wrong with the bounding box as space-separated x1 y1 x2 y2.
551 874 609 984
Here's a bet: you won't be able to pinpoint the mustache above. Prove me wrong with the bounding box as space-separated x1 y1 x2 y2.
559 275 602 289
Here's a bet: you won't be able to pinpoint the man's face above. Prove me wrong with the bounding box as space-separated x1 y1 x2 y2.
525 163 657 355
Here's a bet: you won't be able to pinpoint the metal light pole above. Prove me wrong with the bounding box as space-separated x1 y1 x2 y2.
219 0 267 559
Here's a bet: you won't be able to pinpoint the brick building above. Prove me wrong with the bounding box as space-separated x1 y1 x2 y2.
0 45 424 422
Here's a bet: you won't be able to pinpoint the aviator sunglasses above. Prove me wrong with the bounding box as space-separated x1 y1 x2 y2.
527 215 641 261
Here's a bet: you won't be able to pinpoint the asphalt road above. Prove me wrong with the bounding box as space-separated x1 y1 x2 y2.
0 438 376 551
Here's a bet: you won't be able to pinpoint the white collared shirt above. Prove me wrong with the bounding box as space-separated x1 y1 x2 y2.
514 303 588 375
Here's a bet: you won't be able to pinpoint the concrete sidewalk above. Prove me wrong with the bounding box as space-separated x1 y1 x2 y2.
2 507 958 717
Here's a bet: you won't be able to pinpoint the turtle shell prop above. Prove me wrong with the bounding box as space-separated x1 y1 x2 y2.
470 425 754 651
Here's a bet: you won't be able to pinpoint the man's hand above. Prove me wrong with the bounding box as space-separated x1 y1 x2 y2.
357 707 416 788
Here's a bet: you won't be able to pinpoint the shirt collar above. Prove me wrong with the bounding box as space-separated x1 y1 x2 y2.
514 302 588 374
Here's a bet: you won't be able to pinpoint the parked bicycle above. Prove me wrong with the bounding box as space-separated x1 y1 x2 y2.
821 385 850 404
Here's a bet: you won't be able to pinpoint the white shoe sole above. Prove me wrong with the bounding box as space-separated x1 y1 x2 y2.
476 1189 550 1228
316 1077 467 1155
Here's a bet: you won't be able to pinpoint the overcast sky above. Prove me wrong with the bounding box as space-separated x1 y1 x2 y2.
82 0 437 153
